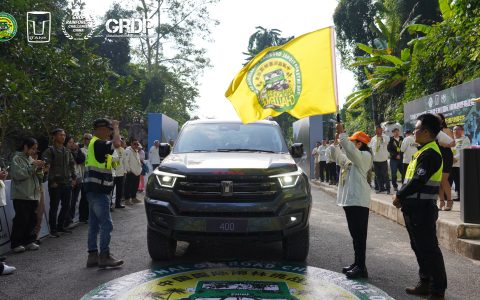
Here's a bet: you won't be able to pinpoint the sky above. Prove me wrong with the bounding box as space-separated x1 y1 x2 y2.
83 0 356 120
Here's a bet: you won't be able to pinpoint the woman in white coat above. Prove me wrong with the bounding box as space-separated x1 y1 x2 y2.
333 123 373 279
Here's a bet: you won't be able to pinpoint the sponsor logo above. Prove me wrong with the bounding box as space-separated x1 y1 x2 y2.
247 50 302 113
27 12 51 43
105 18 153 38
62 3 95 40
428 97 434 108
81 262 394 300
221 181 233 196
0 12 17 42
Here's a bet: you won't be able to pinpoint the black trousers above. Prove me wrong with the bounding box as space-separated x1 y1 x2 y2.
449 167 460 198
124 172 140 199
48 185 72 231
66 183 82 225
327 162 337 183
373 161 390 191
343 206 369 269
78 186 89 221
11 199 38 248
113 176 125 206
402 163 409 183
403 205 447 295
319 161 327 181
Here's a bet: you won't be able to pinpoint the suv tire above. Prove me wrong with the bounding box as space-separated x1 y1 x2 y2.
147 227 176 260
282 226 309 261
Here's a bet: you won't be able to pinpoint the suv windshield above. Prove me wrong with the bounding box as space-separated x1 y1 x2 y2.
174 123 288 154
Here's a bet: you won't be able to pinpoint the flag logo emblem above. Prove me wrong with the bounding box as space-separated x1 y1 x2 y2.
0 12 17 42
246 50 302 112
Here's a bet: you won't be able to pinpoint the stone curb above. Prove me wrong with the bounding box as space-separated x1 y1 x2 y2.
310 180 480 261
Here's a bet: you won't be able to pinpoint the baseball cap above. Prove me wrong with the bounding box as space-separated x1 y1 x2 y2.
93 118 113 130
349 131 371 144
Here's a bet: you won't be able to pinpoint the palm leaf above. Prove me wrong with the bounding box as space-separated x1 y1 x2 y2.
439 0 453 19
357 43 374 55
346 88 373 109
350 56 380 67
400 48 411 61
407 24 432 35
379 55 403 66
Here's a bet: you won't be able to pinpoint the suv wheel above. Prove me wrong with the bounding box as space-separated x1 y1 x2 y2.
282 226 309 261
147 227 176 260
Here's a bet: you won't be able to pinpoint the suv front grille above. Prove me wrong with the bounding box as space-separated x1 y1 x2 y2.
175 176 279 201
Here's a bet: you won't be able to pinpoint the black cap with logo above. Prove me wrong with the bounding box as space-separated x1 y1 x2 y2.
93 118 113 130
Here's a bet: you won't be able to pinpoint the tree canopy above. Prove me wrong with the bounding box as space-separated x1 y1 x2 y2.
0 0 218 157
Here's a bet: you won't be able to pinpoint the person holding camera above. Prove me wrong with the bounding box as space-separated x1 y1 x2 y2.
333 123 373 279
10 138 46 253
42 129 77 237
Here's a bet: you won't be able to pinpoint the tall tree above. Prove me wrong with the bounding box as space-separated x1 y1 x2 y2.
136 0 218 81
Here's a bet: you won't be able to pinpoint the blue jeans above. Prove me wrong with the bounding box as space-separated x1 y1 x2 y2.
87 192 113 254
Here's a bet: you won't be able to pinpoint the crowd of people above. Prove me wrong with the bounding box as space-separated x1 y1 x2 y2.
312 113 472 212
0 120 174 275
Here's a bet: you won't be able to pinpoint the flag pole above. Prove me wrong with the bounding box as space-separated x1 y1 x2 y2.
330 26 341 123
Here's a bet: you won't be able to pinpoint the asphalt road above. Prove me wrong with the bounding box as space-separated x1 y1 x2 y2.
1 186 479 300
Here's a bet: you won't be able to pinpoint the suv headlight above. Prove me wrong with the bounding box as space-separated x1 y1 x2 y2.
154 169 185 188
270 169 302 188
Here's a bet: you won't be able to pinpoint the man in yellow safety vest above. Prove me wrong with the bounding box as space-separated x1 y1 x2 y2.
84 118 123 269
393 113 447 300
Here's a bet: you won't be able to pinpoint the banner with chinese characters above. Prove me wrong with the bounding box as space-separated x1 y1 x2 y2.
404 78 480 145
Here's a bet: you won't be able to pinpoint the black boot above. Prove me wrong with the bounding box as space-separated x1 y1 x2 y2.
342 263 356 274
346 266 368 279
406 280 430 296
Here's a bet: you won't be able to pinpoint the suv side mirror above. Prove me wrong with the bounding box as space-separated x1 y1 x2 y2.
290 143 304 158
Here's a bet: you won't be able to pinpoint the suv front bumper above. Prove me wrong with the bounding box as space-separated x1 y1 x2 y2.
145 196 311 242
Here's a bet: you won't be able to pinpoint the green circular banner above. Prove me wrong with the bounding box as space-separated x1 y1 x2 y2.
247 50 302 113
82 261 395 299
0 12 18 42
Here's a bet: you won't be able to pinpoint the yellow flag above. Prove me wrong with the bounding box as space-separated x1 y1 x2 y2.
225 27 338 124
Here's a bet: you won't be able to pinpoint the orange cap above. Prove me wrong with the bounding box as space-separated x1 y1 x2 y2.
349 131 371 144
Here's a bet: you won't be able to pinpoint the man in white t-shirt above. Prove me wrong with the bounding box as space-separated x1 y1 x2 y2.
149 140 161 170
318 139 329 182
311 142 320 180
401 130 418 183
450 125 471 200
369 125 391 194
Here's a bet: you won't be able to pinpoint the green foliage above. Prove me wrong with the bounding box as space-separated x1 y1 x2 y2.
404 0 480 102
335 0 447 132
0 0 218 157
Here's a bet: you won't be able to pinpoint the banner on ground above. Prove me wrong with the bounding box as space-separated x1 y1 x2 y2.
225 27 338 124
404 78 480 145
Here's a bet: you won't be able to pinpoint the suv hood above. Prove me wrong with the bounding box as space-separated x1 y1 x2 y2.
160 152 298 175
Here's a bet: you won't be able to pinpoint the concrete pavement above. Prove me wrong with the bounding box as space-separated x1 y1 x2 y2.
311 180 480 260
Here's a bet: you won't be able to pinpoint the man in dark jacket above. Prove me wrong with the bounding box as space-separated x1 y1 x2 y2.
42 128 76 237
393 113 447 300
388 128 404 191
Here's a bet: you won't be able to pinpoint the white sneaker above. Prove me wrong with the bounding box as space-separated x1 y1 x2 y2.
1 264 16 275
13 246 25 253
25 243 40 251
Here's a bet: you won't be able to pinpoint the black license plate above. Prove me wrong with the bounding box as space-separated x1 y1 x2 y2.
206 219 248 232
